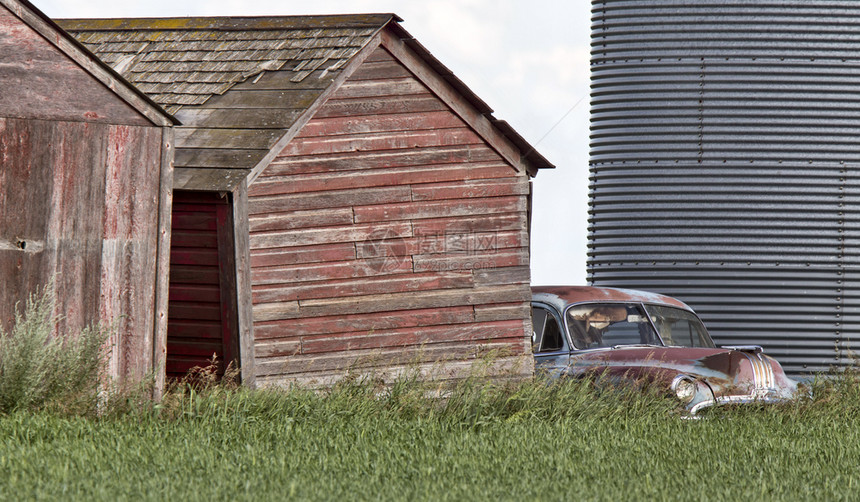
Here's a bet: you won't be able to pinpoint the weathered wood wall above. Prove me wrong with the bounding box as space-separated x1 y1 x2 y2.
0 5 150 126
0 119 168 380
247 47 533 386
0 3 172 383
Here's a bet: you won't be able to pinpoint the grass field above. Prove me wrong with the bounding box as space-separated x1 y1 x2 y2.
1 373 859 501
4 290 857 500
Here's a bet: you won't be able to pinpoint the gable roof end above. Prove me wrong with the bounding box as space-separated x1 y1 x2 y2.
385 22 554 175
2 0 176 126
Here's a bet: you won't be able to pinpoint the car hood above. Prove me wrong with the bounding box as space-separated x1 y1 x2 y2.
567 346 797 398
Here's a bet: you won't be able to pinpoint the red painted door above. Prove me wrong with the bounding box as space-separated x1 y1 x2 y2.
167 191 239 380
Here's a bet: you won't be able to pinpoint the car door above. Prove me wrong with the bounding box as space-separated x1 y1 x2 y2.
531 303 570 378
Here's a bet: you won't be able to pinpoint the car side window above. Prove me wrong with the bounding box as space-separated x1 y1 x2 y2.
531 305 566 353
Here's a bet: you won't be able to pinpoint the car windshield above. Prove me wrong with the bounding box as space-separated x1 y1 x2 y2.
565 303 715 350
566 303 661 349
643 304 715 348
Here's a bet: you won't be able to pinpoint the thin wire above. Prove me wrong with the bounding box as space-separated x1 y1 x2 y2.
523 94 587 157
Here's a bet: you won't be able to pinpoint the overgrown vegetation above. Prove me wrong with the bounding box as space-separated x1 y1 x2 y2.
0 285 111 415
3 371 860 500
2 290 860 500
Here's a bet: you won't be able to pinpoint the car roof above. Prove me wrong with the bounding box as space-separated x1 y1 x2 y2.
531 286 692 311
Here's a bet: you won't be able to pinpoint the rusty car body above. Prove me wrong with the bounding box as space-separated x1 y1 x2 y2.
531 286 798 415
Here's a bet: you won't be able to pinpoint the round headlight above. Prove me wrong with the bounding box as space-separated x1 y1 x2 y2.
672 376 697 404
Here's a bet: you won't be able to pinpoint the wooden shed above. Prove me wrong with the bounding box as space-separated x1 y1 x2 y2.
0 0 175 383
60 15 553 387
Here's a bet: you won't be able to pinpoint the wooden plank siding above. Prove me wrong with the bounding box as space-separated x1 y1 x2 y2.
0 0 175 391
247 46 533 386
0 118 167 381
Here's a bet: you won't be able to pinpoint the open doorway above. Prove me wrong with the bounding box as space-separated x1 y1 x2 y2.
166 191 239 381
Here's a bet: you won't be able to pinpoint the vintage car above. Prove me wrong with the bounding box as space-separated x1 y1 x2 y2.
531 286 798 415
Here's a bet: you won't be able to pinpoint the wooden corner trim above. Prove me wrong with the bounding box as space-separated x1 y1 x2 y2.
232 180 257 388
151 126 174 399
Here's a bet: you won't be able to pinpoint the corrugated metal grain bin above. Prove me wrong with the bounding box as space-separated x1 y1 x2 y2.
589 0 860 374
0 0 175 385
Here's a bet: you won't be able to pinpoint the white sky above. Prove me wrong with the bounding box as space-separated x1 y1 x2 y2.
37 0 592 286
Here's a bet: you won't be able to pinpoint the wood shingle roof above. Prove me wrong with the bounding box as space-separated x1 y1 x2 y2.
59 14 552 190
64 16 391 114
60 15 395 190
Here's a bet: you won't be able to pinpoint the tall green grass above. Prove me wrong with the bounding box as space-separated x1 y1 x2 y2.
0 285 110 416
2 290 860 500
2 371 860 501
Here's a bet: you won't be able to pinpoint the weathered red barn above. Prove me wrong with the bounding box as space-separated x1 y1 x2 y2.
0 0 175 383
60 15 552 387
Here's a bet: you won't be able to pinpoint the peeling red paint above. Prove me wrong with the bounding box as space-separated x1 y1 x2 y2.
533 286 799 415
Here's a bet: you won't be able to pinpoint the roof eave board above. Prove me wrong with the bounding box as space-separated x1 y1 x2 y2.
385 22 553 172
58 14 401 32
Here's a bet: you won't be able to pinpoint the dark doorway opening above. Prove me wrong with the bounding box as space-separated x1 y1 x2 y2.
167 191 239 381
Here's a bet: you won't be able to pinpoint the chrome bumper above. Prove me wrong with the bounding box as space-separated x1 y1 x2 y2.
689 391 790 416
